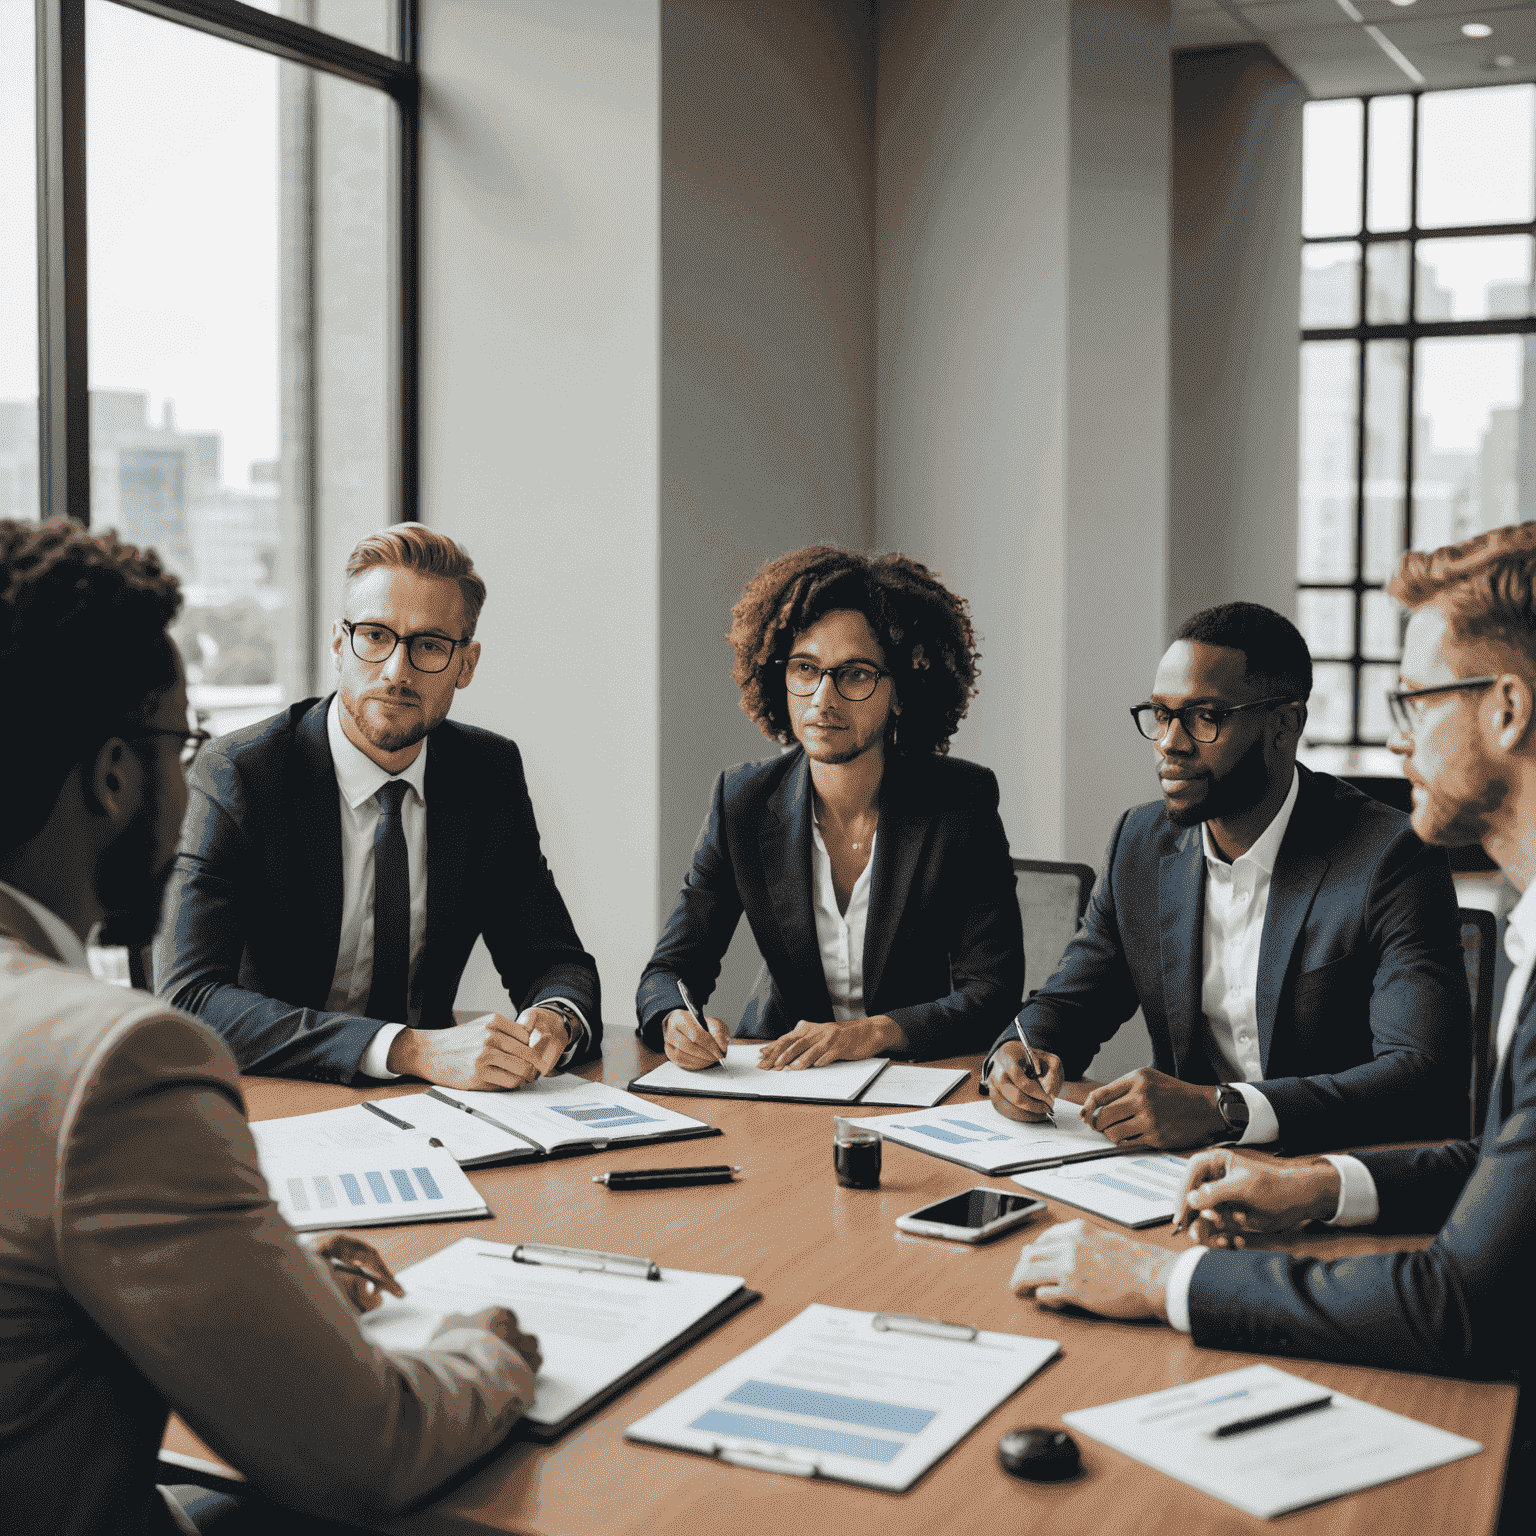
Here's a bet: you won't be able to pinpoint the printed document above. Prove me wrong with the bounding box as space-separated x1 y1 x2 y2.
362 1237 747 1432
1014 1151 1190 1227
626 1303 1059 1492
1065 1363 1482 1518
632 1044 889 1103
866 1097 1121 1174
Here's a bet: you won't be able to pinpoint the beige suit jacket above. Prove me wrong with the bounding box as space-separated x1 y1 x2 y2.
0 891 534 1534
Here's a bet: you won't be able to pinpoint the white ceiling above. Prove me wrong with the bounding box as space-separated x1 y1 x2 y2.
1174 0 1536 97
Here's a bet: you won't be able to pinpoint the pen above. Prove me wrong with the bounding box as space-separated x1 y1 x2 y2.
362 1100 414 1130
329 1257 389 1285
677 979 725 1067
1014 1019 1056 1127
594 1165 742 1189
1207 1394 1333 1439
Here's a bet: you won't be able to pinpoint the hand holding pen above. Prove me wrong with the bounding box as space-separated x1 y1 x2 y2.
306 1233 406 1314
662 979 731 1070
988 1020 1064 1125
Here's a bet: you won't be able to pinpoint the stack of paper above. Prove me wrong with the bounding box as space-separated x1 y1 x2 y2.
1013 1151 1191 1228
1064 1364 1482 1518
631 1046 966 1106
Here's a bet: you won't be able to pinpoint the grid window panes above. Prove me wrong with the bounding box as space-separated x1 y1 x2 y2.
1 0 39 519
1299 84 1536 746
85 0 393 735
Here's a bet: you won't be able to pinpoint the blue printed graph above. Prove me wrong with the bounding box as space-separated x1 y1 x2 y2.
550 1102 659 1130
689 1409 903 1463
284 1167 449 1214
906 1116 1011 1146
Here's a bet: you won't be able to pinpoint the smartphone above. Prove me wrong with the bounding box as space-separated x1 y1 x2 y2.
894 1188 1046 1244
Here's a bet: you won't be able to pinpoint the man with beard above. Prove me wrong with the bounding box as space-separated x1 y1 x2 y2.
157 523 602 1086
0 518 541 1532
985 602 1467 1152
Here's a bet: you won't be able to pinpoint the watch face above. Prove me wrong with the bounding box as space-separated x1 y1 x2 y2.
1219 1087 1250 1128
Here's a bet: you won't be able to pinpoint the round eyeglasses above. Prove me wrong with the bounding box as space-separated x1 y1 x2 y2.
777 657 891 703
342 620 469 674
1130 695 1292 744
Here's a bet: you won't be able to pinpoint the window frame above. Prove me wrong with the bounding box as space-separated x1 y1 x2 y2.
1300 86 1536 747
32 0 418 687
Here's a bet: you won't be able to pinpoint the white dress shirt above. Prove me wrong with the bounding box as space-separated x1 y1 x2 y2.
0 879 91 975
324 698 587 1079
810 819 877 1019
1165 874 1536 1331
1196 766 1301 1147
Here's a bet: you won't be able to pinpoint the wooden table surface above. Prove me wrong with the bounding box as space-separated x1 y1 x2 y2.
165 1037 1517 1536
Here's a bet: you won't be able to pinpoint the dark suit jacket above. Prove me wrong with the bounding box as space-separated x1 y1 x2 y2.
636 750 1024 1058
987 766 1468 1150
156 695 601 1083
1187 962 1536 1391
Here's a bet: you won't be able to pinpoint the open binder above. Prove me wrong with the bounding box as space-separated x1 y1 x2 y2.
864 1096 1138 1175
361 1238 760 1440
626 1303 1059 1491
630 1046 969 1108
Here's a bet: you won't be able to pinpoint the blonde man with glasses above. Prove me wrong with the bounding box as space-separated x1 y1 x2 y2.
157 523 602 1087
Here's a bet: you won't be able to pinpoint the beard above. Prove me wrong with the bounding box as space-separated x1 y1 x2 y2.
1411 771 1508 848
344 688 432 755
96 789 176 950
1163 733 1272 829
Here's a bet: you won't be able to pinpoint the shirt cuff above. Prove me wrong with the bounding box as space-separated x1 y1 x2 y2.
532 998 590 1066
360 1022 405 1080
1164 1245 1206 1334
1233 1081 1281 1146
1320 1154 1379 1226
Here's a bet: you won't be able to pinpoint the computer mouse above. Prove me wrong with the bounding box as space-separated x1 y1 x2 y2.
997 1426 1082 1482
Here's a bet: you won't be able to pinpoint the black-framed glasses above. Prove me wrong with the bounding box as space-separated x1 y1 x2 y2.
777 657 892 703
1385 676 1498 736
1130 695 1293 745
342 620 469 674
123 727 213 768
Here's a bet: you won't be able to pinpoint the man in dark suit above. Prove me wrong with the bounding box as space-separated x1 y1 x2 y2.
1008 525 1536 1532
987 602 1467 1152
158 524 601 1086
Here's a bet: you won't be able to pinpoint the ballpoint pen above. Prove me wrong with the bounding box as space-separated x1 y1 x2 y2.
594 1165 742 1189
360 1100 445 1147
677 978 726 1067
1208 1394 1333 1439
1014 1019 1056 1127
329 1257 391 1286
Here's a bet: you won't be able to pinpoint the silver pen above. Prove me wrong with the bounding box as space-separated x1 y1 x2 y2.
1014 1019 1056 1127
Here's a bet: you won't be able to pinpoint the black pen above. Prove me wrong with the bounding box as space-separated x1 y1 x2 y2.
677 979 726 1068
594 1165 742 1189
362 1098 445 1148
1208 1394 1333 1439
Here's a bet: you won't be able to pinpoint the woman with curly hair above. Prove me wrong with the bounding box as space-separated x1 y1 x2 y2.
636 545 1024 1070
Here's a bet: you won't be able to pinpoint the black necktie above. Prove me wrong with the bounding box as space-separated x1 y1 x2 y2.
367 780 411 1022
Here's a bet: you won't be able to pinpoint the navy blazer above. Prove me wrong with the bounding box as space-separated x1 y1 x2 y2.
987 766 1468 1150
1187 962 1536 1392
156 696 602 1083
636 749 1025 1058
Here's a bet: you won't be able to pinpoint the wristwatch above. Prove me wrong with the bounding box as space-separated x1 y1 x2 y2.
1216 1083 1250 1139
527 999 581 1045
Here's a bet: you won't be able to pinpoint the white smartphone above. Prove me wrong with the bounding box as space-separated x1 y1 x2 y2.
894 1187 1046 1244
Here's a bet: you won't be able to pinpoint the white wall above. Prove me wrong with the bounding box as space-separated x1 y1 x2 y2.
1169 43 1303 630
418 0 661 1031
659 0 876 1019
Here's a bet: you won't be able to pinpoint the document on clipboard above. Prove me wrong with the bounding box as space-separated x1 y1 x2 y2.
625 1303 1059 1491
360 1237 759 1439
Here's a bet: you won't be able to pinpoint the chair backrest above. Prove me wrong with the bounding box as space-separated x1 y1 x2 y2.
1459 906 1497 1137
1013 858 1096 997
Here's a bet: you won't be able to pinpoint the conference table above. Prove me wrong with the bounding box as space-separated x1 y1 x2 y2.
163 1036 1517 1536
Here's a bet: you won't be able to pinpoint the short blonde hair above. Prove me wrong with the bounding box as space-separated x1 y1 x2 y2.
344 523 487 636
1390 522 1536 666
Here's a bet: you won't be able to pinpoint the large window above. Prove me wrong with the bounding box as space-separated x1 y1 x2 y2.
11 0 417 732
1298 85 1536 748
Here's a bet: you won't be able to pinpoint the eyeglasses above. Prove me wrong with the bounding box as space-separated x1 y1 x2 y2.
342 620 469 674
1385 676 1497 735
1130 696 1293 745
123 727 213 767
777 657 892 703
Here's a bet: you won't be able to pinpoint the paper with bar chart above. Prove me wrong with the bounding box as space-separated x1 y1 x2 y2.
1013 1151 1191 1228
864 1097 1127 1175
626 1303 1059 1491
361 1237 752 1435
252 1135 489 1232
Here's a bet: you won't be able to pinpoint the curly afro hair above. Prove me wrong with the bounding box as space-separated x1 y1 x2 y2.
729 545 980 757
0 518 182 857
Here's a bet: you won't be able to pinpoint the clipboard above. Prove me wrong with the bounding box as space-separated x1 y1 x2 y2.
361 1238 761 1441
625 1303 1059 1491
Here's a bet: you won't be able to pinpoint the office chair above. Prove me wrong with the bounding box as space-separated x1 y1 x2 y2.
1013 858 1096 997
1459 906 1497 1137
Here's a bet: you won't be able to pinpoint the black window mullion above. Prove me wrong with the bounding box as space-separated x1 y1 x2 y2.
393 0 418 524
1404 93 1420 585
1352 104 1369 747
34 0 90 524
